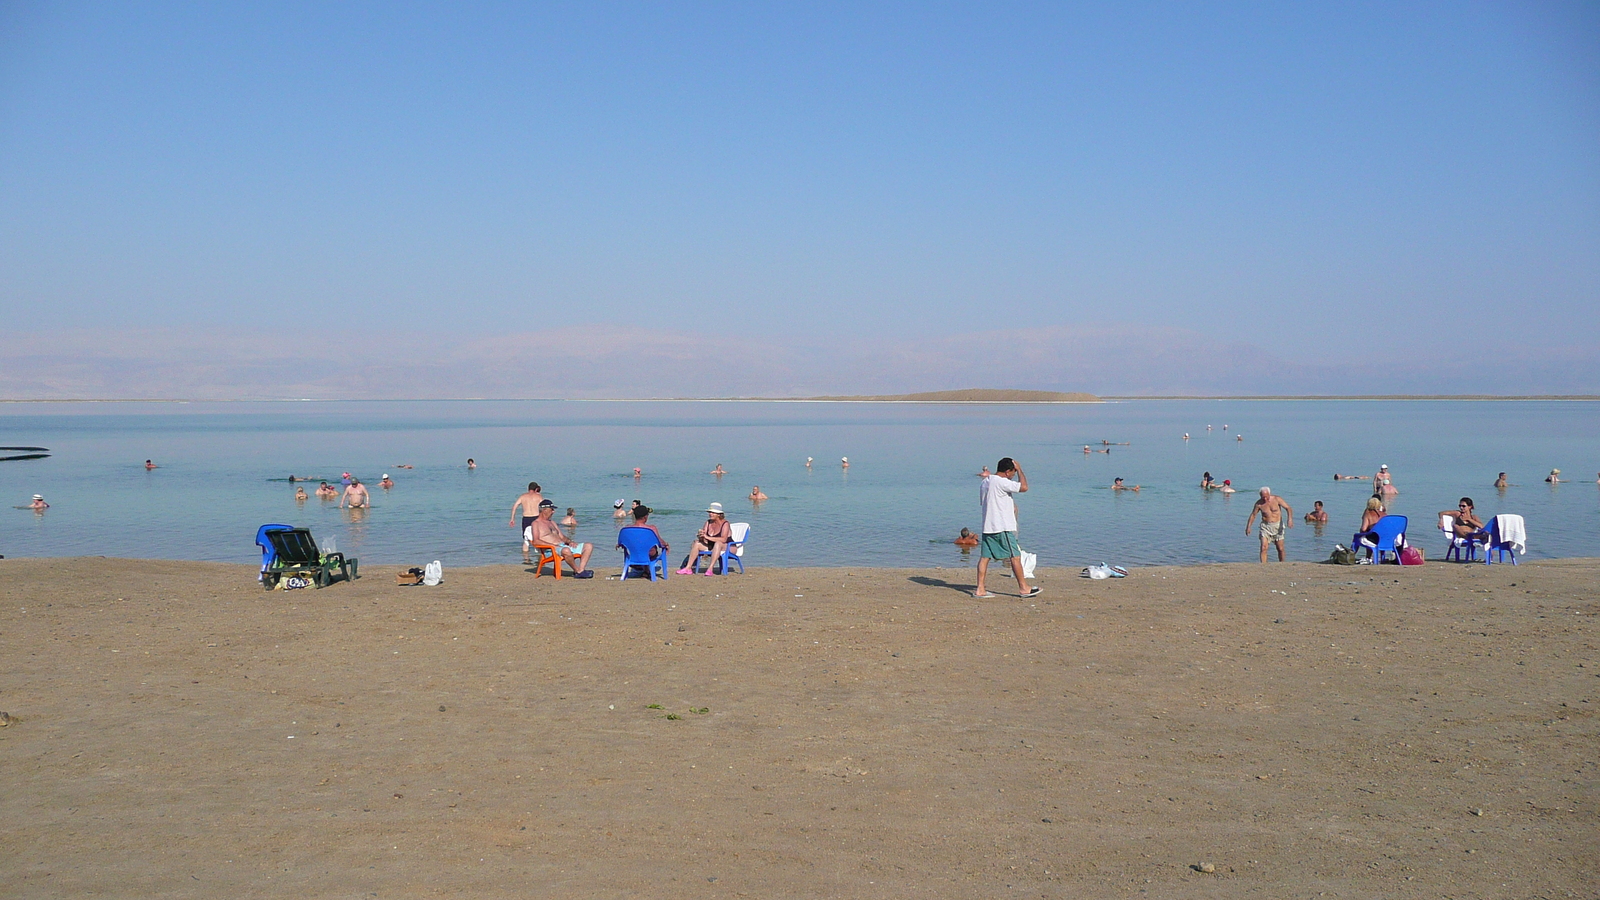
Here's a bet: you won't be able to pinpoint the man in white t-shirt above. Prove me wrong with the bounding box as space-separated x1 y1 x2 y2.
975 457 1039 599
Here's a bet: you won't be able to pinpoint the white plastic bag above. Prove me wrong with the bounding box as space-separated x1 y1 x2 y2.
423 560 443 586
1020 550 1037 580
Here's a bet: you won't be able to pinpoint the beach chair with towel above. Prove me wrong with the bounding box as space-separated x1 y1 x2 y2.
259 527 357 589
1440 514 1486 563
616 526 669 581
256 523 293 581
693 522 749 575
1484 514 1525 565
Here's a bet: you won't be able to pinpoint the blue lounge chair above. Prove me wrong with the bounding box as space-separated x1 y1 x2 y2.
616 526 669 581
693 522 749 575
1367 515 1408 564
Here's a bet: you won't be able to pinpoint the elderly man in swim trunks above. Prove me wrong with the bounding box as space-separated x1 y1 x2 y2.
1245 486 1294 563
527 499 594 578
339 479 370 509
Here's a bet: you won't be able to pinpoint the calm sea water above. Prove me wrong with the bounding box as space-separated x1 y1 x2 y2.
1 400 1596 570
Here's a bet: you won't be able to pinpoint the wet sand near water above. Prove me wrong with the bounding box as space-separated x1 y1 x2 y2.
1 557 1596 897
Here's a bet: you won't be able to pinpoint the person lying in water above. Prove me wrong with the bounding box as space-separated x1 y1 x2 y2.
1112 478 1140 492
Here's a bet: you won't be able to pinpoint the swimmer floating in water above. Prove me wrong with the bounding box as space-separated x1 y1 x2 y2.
1112 477 1140 492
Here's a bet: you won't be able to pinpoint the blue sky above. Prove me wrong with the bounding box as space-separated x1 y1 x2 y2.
2 2 1597 397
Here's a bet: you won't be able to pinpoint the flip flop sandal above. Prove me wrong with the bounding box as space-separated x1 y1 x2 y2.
1022 586 1042 598
972 591 997 598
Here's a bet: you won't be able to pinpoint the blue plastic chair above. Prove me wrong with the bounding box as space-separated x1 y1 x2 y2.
1484 515 1521 565
692 522 749 575
616 526 669 581
255 523 293 581
1368 515 1408 564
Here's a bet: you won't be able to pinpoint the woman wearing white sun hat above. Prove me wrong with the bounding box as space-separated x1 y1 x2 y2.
679 502 733 575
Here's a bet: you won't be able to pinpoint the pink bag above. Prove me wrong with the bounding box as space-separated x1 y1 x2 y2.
1399 545 1425 566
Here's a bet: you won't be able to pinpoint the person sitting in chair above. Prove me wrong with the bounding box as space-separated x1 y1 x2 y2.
528 499 594 578
679 502 733 576
1439 497 1487 542
628 505 669 559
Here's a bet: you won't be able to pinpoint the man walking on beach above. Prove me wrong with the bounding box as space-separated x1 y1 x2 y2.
974 458 1039 599
1245 486 1294 562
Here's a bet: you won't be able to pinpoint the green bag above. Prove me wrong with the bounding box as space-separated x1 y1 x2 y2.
1329 545 1359 566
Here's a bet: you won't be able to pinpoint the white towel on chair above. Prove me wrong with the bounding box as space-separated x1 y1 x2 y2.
1493 514 1526 555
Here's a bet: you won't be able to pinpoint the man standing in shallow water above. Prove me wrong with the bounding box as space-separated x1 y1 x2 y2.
1245 486 1294 562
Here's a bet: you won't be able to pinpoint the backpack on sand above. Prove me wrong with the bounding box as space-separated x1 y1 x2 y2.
1329 545 1359 565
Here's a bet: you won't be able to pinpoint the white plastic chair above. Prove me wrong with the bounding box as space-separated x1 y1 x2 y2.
694 522 749 574
1439 514 1484 563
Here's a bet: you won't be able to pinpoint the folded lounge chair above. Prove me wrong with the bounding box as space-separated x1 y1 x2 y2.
259 527 357 589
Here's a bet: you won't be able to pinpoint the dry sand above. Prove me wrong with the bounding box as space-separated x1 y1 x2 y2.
2 557 1595 898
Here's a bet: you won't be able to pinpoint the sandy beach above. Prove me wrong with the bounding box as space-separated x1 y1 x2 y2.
2 556 1595 898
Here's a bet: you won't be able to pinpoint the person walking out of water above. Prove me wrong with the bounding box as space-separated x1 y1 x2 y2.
509 482 545 562
1373 464 1397 496
973 458 1038 599
1245 486 1293 562
340 479 369 509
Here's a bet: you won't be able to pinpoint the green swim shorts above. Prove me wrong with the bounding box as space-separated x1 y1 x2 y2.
980 530 1020 560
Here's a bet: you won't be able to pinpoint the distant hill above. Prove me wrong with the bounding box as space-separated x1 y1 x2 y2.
792 388 1099 403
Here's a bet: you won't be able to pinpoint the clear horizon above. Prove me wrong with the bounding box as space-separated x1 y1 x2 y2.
3 3 1597 397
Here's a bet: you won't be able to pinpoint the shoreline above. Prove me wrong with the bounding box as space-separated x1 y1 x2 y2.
5 394 1599 404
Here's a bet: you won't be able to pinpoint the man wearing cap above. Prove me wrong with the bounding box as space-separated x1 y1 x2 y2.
1373 464 1397 497
339 479 369 509
527 499 594 578
974 458 1039 599
29 494 48 510
628 505 669 559
679 502 733 575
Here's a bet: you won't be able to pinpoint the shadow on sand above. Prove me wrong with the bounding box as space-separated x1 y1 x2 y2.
907 575 977 595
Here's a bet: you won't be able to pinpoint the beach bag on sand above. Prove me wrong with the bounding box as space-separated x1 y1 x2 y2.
1020 549 1037 580
1329 545 1359 565
423 560 443 585
1399 546 1425 566
396 568 425 585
